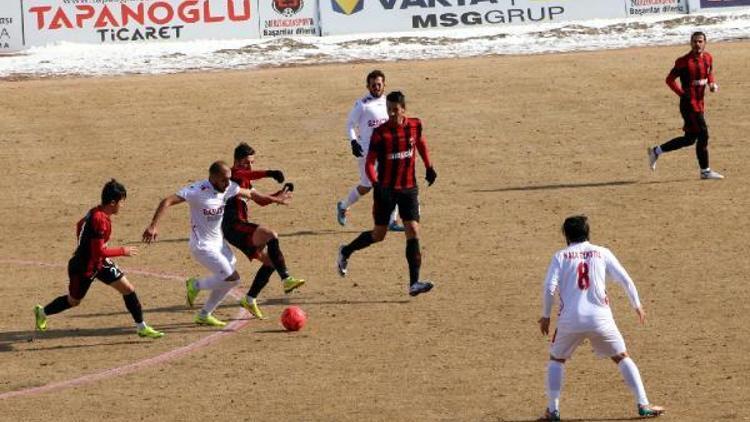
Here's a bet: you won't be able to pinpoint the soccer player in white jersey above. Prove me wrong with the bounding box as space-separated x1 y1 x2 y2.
538 216 664 421
142 161 291 327
336 70 402 231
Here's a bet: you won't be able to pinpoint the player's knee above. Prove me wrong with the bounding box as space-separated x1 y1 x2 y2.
225 271 240 282
611 352 629 363
372 229 387 242
67 296 81 307
358 186 371 195
549 355 566 364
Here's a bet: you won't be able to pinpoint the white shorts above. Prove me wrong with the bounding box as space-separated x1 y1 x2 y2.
356 156 372 188
191 242 237 277
550 322 627 360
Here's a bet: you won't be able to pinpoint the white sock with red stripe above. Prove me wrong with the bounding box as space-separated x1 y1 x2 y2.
546 360 564 413
618 357 649 406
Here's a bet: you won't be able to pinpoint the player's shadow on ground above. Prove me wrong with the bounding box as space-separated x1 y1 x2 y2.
261 297 410 306
498 417 644 422
0 323 199 352
125 229 362 245
473 178 688 193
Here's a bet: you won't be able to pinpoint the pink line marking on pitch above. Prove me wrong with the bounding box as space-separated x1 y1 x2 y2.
0 258 251 400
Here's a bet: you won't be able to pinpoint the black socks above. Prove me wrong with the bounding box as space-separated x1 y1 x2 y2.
44 295 72 316
123 292 143 324
248 265 275 298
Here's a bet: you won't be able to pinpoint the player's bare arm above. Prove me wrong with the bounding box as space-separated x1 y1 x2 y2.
635 307 646 325
142 194 185 243
240 187 291 206
538 317 550 336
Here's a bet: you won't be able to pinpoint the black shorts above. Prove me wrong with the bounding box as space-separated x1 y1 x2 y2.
68 258 124 301
372 186 420 226
680 98 708 134
223 221 262 261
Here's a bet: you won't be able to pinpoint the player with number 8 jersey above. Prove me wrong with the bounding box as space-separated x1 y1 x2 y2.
536 215 664 421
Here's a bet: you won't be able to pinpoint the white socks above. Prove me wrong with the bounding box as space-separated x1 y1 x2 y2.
136 321 147 330
342 188 361 208
195 273 226 290
546 361 564 412
654 146 663 155
390 208 398 225
200 281 239 316
618 357 649 406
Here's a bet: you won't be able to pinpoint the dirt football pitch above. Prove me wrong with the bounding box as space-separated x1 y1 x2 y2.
0 42 748 421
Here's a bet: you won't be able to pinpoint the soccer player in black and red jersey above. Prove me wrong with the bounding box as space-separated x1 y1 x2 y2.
223 142 305 319
648 31 724 180
33 180 164 338
336 91 437 296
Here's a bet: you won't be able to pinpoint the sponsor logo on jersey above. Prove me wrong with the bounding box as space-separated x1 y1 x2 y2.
332 0 364 15
389 149 413 160
203 206 225 216
368 118 388 127
273 0 304 17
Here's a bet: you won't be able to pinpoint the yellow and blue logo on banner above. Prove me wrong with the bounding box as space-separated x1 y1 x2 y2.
332 0 364 15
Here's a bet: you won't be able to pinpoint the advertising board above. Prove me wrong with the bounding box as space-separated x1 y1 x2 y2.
699 0 750 7
0 3 25 53
22 0 260 46
320 0 629 36
258 0 319 37
626 0 687 15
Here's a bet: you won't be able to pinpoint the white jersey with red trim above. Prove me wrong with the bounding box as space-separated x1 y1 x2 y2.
177 179 240 249
346 92 388 153
542 241 642 331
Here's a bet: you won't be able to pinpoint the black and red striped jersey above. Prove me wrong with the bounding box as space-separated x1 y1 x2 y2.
72 206 124 277
366 117 432 190
666 51 715 113
223 166 265 226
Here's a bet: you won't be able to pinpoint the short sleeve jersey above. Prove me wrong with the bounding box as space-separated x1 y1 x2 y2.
368 117 425 190
177 179 240 248
72 206 112 277
347 93 388 152
542 241 641 331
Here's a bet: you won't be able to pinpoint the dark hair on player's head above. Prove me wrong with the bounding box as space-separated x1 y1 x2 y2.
209 161 230 176
234 142 255 160
691 31 706 42
101 179 127 205
562 215 589 244
367 70 385 84
386 91 406 108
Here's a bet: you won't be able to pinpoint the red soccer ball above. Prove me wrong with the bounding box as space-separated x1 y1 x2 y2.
281 306 307 331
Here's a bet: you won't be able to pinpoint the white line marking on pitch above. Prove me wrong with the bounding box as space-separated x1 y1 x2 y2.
0 258 251 400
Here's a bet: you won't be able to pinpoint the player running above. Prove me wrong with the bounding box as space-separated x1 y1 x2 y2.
648 31 724 180
336 91 437 297
142 161 289 328
223 142 305 320
538 215 664 421
34 179 164 339
336 70 403 231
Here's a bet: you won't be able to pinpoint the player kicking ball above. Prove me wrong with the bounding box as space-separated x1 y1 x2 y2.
143 161 286 328
337 91 437 297
34 179 164 339
537 215 664 421
223 142 305 319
